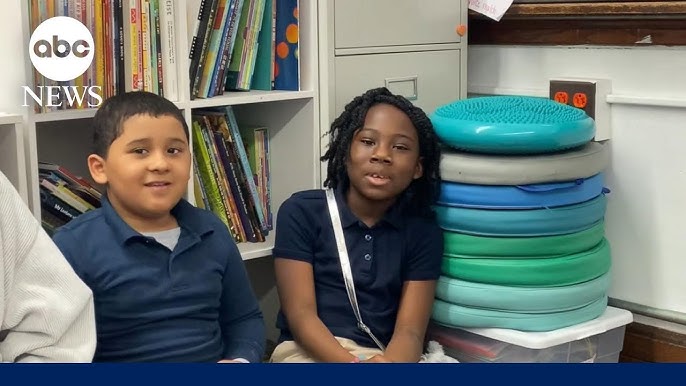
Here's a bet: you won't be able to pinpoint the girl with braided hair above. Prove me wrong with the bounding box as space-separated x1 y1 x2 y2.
270 87 444 363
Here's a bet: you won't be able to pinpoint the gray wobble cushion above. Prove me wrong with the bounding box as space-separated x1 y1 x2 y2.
440 141 609 185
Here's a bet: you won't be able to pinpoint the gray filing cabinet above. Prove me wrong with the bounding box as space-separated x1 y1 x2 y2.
317 0 468 181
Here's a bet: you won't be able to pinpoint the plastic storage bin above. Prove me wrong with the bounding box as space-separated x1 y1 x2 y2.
428 306 633 363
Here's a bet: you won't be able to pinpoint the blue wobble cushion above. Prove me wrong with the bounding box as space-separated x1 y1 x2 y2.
431 96 596 154
438 173 606 209
435 194 607 237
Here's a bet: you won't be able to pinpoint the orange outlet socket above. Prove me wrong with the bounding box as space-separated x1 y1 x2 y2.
549 80 596 120
549 78 612 141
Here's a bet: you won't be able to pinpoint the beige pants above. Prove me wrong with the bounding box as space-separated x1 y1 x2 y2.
270 337 383 363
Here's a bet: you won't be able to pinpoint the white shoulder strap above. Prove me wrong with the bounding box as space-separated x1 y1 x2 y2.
325 188 386 351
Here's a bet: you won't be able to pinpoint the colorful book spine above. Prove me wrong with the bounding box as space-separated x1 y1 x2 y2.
225 106 268 232
273 0 298 91
123 0 143 91
215 0 244 94
192 120 233 232
251 0 274 90
159 0 178 100
197 0 230 98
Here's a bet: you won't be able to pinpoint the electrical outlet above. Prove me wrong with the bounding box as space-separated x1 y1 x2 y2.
550 80 596 119
549 78 612 141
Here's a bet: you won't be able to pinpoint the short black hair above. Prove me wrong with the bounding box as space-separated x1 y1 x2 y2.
321 87 442 217
91 91 188 157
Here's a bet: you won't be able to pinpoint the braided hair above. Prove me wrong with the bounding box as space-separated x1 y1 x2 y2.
321 87 442 217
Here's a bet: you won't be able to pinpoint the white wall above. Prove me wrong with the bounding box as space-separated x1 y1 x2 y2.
469 45 686 316
0 0 28 115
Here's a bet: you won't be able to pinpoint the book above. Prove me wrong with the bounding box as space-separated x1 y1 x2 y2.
197 0 231 98
159 0 178 100
38 162 102 199
239 125 271 229
123 0 144 91
251 0 274 90
273 0 298 91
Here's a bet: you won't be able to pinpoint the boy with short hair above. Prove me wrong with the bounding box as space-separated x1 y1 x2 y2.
53 91 265 362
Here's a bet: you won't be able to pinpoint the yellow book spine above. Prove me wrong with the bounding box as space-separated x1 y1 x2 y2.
94 1 105 93
191 121 234 234
140 0 152 91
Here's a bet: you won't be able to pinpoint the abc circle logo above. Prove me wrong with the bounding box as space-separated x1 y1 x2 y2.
29 16 94 82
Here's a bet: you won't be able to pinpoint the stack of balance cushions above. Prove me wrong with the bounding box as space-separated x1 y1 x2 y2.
428 95 612 332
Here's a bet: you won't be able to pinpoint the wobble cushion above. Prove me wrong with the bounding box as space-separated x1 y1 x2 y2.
440 141 609 186
435 194 607 237
430 96 595 154
438 173 606 209
435 272 611 313
441 238 612 287
443 221 605 259
431 296 608 332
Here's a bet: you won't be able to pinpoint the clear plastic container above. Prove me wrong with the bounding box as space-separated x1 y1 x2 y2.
428 306 633 363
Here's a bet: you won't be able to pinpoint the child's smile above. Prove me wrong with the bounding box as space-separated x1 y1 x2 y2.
144 180 173 191
365 172 391 187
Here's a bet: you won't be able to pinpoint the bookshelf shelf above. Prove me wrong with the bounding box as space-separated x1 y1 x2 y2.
20 0 320 263
189 90 316 108
0 113 23 125
30 108 98 123
30 101 190 123
238 232 276 261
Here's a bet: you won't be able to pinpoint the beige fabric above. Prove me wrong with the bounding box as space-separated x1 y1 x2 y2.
270 337 383 363
0 171 96 362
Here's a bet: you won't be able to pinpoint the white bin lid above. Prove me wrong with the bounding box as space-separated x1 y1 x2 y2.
458 306 634 350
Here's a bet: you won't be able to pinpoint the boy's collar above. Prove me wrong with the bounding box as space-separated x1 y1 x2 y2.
101 194 213 244
333 185 405 229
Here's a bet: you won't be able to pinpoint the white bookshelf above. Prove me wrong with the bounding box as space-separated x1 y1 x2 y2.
20 0 321 261
0 113 28 205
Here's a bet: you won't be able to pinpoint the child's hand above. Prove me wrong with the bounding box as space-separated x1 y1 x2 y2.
361 354 392 363
217 359 247 363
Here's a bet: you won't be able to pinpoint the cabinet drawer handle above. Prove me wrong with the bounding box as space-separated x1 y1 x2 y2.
385 76 418 101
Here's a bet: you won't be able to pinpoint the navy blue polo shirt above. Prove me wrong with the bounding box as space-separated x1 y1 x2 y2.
52 196 265 363
272 188 443 348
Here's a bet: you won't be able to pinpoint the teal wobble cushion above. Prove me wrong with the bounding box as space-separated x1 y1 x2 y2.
431 296 608 332
435 272 611 313
431 96 596 154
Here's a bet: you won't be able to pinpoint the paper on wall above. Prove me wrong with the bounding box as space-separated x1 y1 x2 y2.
468 0 514 22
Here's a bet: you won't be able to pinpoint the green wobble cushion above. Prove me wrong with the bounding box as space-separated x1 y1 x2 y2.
442 238 611 287
435 272 611 313
444 221 605 259
431 296 608 332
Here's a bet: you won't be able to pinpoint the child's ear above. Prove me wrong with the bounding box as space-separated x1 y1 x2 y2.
413 157 424 180
87 154 108 185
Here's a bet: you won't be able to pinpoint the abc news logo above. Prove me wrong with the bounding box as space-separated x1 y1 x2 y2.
33 36 91 59
23 16 102 108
